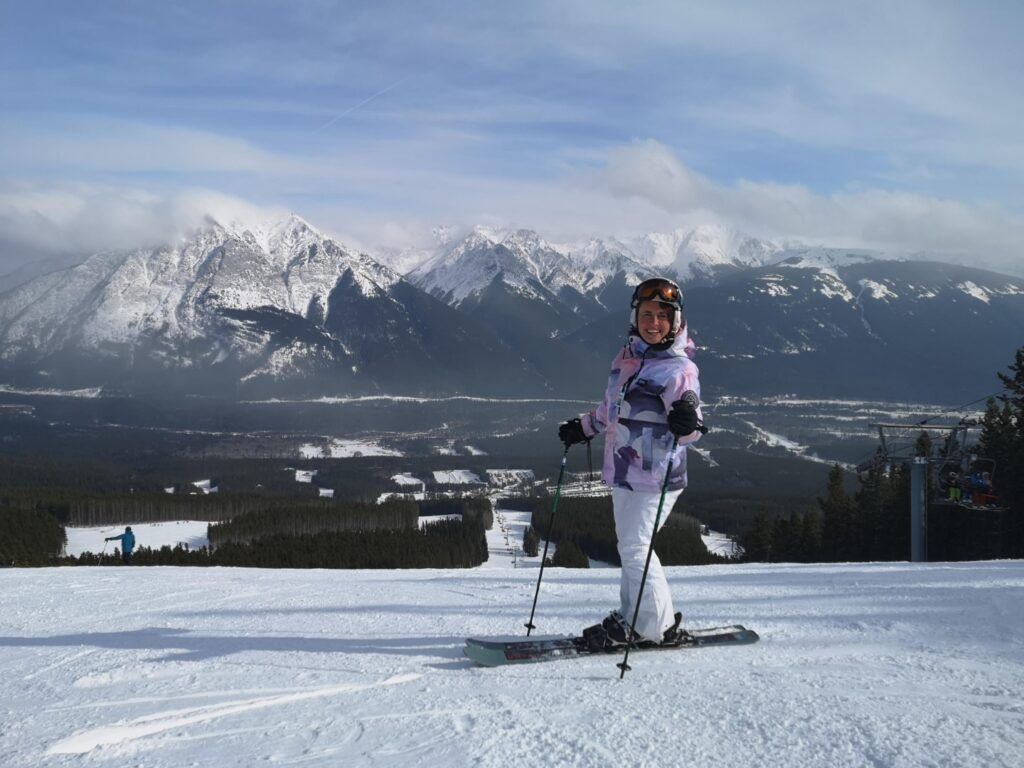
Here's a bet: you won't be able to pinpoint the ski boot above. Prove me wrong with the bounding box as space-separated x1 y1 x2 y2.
582 611 634 652
661 612 692 646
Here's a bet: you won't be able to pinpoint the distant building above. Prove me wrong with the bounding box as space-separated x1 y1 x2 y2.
295 469 318 483
318 488 334 498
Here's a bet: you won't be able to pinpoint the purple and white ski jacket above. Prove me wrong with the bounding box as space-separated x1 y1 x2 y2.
579 331 702 494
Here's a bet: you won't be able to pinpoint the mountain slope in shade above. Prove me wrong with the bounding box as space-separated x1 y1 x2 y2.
567 259 1024 402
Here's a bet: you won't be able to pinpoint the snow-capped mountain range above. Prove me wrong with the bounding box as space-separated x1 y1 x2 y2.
0 214 1021 401
0 216 545 396
0 216 396 358
629 223 785 279
405 222 786 310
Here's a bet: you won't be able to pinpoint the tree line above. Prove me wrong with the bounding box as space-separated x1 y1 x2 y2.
529 495 729 568
0 507 66 566
208 500 419 546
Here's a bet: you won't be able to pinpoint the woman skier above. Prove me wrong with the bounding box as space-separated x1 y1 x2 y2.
558 276 704 649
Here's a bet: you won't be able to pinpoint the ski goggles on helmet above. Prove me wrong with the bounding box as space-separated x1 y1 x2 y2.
632 278 682 306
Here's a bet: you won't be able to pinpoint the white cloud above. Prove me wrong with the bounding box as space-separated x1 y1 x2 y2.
588 140 1024 273
0 182 288 268
592 140 716 214
4 136 1023 281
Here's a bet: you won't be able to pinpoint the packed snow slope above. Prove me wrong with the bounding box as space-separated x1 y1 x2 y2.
2 561 1022 768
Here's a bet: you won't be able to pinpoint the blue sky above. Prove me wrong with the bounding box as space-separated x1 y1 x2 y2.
2 0 1023 273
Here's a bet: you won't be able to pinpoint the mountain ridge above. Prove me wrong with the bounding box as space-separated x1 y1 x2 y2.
1 215 1021 402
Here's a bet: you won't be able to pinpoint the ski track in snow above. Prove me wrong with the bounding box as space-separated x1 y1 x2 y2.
2 561 1023 767
47 673 421 755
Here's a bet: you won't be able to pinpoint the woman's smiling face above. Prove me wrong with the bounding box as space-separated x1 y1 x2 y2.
636 300 672 345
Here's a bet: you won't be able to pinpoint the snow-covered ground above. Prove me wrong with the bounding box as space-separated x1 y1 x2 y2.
0 384 103 398
485 469 535 486
738 418 854 469
299 439 403 458
432 469 482 484
391 473 425 487
64 522 210 557
3 560 1021 767
484 509 545 569
39 506 1022 765
702 529 741 558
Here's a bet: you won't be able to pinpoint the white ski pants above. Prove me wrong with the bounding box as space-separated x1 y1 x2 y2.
612 486 683 642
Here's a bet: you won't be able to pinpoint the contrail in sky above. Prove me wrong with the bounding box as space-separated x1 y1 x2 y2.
317 78 409 131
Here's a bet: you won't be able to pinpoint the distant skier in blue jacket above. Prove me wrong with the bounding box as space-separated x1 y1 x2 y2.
105 526 136 564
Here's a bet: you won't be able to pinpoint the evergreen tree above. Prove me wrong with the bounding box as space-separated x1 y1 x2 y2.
522 525 539 557
988 347 1024 510
978 399 1016 473
819 464 858 561
977 347 1024 555
797 509 823 561
742 513 772 562
852 451 909 561
0 507 66 566
549 539 589 568
997 347 1024 416
769 515 795 562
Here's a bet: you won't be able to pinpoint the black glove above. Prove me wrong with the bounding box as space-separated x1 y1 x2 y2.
667 399 699 437
558 418 588 447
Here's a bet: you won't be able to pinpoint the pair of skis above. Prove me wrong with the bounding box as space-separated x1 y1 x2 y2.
466 433 758 670
464 624 759 667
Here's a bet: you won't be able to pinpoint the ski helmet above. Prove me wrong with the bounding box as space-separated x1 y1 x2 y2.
630 277 684 339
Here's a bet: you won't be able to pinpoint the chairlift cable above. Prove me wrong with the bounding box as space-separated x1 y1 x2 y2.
916 389 1008 426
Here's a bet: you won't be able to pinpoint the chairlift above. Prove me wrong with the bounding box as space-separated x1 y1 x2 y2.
933 456 1005 511
869 420 1007 513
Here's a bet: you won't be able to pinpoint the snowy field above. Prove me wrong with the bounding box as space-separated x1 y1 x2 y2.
64 522 210 557
702 529 742 558
2 560 1022 767
299 440 403 459
432 469 482 484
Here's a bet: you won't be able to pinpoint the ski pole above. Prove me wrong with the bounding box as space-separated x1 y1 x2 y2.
98 539 108 566
524 444 571 636
617 435 680 679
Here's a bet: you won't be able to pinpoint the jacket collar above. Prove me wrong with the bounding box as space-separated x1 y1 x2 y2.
626 329 695 361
